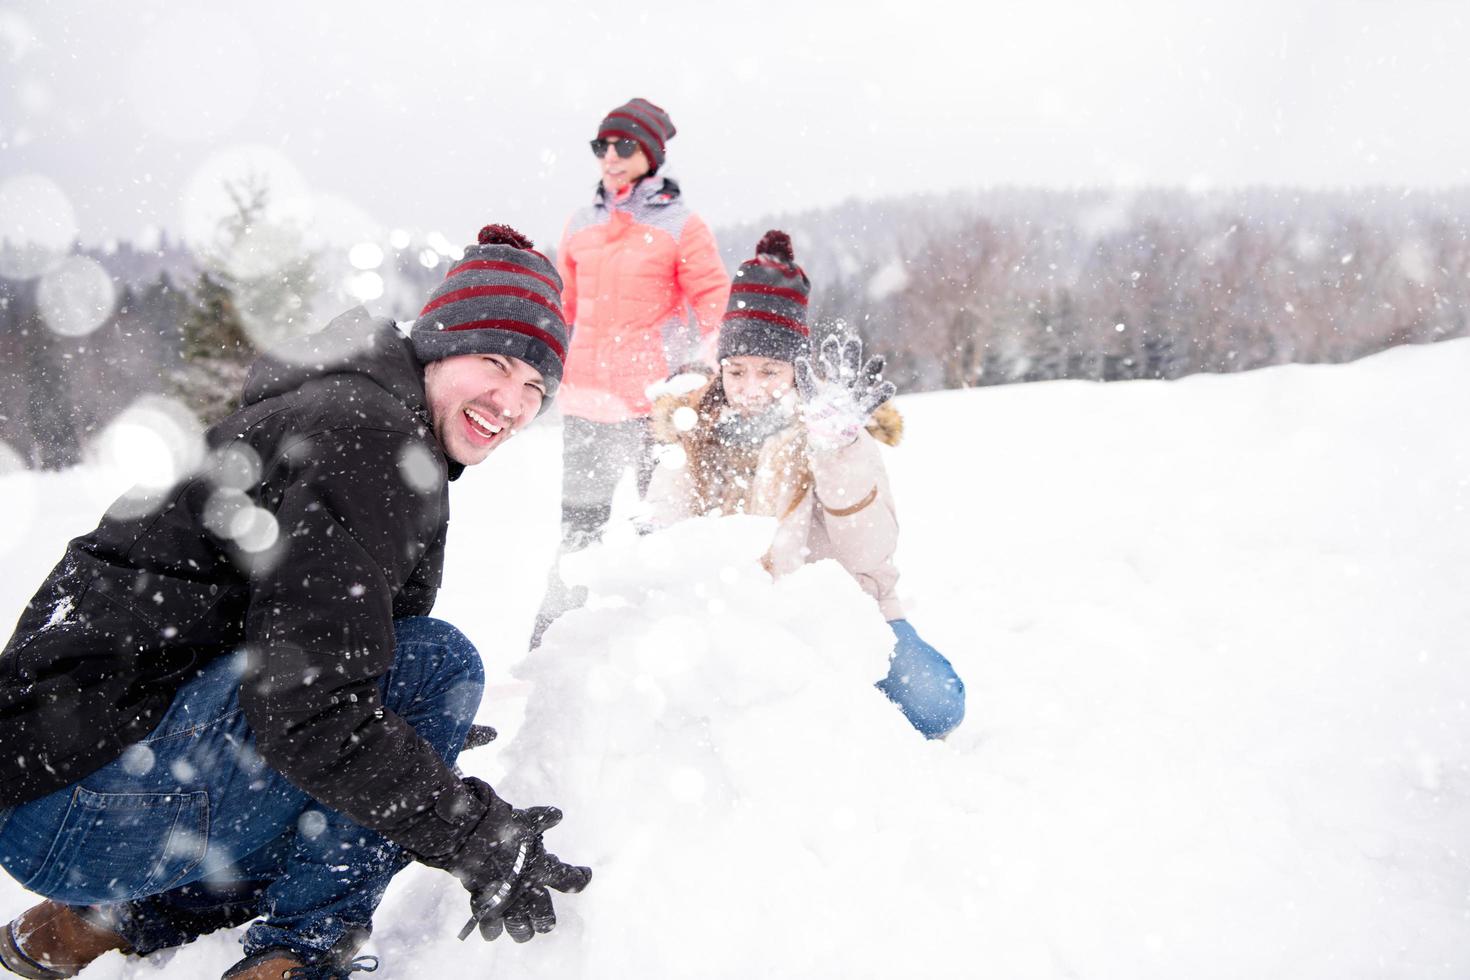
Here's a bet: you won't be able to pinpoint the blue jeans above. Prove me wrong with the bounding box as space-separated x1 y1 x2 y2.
878 620 966 739
0 616 482 959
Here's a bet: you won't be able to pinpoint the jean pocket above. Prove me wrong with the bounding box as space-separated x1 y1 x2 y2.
26 787 209 904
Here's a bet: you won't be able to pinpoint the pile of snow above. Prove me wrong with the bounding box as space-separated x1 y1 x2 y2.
1 339 1469 978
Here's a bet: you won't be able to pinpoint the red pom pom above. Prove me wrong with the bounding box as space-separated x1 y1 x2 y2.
755 230 795 264
478 223 534 249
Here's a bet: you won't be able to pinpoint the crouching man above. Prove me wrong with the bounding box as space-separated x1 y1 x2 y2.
0 225 590 979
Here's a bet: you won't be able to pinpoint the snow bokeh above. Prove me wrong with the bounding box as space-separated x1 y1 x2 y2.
0 174 78 280
85 395 206 520
1 340 1469 977
36 255 115 337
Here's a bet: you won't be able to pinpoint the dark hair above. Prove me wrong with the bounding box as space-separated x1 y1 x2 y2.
682 376 812 520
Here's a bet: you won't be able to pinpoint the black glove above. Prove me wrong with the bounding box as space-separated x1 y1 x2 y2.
449 778 592 944
461 724 498 751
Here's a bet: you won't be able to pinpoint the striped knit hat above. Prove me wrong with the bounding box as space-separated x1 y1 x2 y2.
411 224 568 412
598 97 676 172
718 230 811 364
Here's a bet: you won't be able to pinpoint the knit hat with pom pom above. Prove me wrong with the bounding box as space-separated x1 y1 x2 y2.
598 97 676 172
411 223 569 408
718 230 811 364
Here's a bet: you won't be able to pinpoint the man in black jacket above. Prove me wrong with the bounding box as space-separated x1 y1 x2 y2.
0 225 590 980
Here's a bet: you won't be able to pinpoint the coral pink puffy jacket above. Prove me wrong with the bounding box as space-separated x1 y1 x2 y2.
555 177 731 423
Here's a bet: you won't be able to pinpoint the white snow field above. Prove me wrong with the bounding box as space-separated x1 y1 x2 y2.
2 339 1469 978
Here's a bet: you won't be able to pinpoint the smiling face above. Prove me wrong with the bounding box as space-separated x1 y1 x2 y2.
721 355 796 413
599 140 652 194
423 353 547 466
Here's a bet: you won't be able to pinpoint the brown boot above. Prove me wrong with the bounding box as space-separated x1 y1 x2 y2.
220 945 378 979
0 900 131 978
219 948 304 979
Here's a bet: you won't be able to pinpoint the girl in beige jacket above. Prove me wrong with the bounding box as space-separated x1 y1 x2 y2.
645 232 965 738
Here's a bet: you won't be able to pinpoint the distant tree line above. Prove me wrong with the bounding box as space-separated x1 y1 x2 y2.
3 186 1468 469
719 186 1470 392
0 177 440 468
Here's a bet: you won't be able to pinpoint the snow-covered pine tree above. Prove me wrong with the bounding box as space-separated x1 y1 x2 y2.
170 174 319 425
170 270 251 425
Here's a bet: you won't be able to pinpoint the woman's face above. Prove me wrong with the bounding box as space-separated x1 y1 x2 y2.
596 137 651 194
721 356 796 413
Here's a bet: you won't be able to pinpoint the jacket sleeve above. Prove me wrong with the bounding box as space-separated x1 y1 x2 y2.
556 218 578 329
675 213 731 342
238 427 480 863
807 431 900 583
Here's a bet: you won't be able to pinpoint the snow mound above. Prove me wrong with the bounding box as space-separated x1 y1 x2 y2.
492 516 977 978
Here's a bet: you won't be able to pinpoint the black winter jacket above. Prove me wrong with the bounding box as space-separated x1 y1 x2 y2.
0 310 493 865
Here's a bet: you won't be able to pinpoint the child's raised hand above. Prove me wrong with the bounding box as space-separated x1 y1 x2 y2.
795 334 896 451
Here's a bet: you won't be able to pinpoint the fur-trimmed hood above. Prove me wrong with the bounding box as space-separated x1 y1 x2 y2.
651 380 904 448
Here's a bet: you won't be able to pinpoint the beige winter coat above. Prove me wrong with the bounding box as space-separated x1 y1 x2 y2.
646 383 906 620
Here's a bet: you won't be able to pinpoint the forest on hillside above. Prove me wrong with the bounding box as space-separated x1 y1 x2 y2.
3 185 1466 468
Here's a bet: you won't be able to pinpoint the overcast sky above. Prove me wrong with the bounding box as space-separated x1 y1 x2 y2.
2 0 1467 252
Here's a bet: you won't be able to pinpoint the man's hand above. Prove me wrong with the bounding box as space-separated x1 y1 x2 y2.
795 334 896 452
450 779 592 943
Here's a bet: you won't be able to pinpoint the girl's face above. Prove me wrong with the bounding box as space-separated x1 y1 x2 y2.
721 356 795 412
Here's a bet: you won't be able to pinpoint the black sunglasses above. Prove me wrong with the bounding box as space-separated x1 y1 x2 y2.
590 138 640 159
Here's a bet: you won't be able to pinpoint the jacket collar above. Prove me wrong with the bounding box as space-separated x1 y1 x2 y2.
593 175 682 210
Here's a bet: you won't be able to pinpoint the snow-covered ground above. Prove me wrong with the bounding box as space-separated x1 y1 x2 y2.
2 340 1469 978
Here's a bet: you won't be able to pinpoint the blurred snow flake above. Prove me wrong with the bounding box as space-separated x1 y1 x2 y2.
0 174 78 280
866 259 909 301
346 271 384 302
203 487 279 554
229 506 280 553
180 145 311 263
92 396 206 517
672 405 698 433
37 255 115 337
210 445 262 492
298 810 329 839
120 744 156 776
397 443 441 494
389 229 411 250
348 242 384 271
1396 240 1431 283
204 489 250 540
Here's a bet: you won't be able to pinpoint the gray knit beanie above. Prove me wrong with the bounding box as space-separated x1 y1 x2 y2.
411 224 568 412
718 230 811 364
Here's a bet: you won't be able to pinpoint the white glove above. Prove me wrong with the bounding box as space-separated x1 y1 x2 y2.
795 335 896 452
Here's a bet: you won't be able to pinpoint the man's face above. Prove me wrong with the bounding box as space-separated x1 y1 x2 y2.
423 353 546 466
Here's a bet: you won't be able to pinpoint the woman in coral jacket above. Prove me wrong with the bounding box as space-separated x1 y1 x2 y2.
645 231 965 739
532 97 731 647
